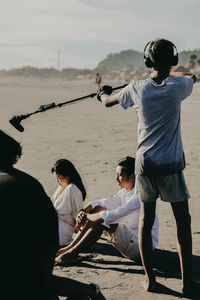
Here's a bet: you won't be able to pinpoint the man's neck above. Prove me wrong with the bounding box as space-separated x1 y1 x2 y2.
151 67 171 84
125 183 135 193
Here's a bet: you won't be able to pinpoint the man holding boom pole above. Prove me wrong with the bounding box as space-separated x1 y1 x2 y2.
96 38 198 296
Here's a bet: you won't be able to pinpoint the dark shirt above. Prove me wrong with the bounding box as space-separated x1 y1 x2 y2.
0 167 59 299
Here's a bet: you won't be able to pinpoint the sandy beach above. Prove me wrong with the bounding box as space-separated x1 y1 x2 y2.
1 76 200 299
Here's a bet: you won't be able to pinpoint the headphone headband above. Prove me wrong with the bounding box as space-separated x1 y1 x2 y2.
143 41 152 59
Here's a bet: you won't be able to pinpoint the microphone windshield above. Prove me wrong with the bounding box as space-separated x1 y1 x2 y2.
9 116 24 132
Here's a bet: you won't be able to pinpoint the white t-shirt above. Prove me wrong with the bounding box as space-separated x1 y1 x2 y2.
89 188 159 248
118 77 194 176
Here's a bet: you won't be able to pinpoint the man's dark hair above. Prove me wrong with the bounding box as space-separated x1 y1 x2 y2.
118 156 135 178
148 39 175 69
0 130 22 167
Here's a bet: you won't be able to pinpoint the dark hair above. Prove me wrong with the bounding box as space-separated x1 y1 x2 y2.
0 130 22 167
117 156 135 178
148 39 175 69
51 159 86 201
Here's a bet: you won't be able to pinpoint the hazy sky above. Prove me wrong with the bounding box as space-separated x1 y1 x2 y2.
1 0 199 69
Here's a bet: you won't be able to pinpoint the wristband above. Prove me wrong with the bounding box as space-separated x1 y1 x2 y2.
97 91 106 102
78 208 86 213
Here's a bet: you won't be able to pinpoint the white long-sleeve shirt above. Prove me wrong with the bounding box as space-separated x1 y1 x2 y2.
89 188 159 248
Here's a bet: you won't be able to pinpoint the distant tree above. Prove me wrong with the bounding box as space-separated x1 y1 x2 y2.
189 54 197 68
190 54 197 60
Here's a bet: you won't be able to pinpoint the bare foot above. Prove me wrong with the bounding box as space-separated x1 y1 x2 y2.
55 252 79 265
141 279 157 292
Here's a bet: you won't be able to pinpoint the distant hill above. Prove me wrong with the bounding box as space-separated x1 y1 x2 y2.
96 48 200 72
96 49 144 71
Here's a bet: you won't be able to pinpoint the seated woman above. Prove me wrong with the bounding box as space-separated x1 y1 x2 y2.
55 156 159 264
51 159 86 246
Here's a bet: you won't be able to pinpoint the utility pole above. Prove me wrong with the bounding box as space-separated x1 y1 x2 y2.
57 50 60 71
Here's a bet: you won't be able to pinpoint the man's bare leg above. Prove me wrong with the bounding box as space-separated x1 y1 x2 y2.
55 206 107 264
170 200 198 294
139 201 157 291
55 223 105 264
56 206 106 257
56 220 92 256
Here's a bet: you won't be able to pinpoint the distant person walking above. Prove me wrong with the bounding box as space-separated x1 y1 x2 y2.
96 39 198 296
95 73 102 88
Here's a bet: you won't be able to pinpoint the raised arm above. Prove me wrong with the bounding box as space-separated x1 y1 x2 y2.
97 85 120 107
169 71 197 83
100 93 120 107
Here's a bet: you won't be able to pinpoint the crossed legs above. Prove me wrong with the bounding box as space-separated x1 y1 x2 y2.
55 206 118 264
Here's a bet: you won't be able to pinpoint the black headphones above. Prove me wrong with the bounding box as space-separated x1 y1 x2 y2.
143 40 179 68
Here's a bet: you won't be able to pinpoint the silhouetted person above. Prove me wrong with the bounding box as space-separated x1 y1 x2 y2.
0 130 105 300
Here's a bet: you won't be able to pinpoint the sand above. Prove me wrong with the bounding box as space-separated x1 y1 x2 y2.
0 76 200 299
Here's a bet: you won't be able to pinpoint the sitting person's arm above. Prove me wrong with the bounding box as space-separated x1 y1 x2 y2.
100 93 120 107
95 197 141 228
76 193 122 230
84 197 140 228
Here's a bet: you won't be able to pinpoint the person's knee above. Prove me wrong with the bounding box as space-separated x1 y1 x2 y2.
140 208 155 229
140 214 155 232
140 202 156 230
91 206 106 214
177 212 191 231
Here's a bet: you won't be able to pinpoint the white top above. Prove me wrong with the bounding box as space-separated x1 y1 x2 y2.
51 183 83 227
89 188 159 248
118 77 194 175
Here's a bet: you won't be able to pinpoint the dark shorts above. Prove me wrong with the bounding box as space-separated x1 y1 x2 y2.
135 172 190 203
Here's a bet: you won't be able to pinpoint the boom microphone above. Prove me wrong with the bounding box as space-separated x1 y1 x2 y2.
9 102 56 132
9 114 29 132
9 83 128 132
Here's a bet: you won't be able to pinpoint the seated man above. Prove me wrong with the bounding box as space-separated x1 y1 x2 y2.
55 156 159 264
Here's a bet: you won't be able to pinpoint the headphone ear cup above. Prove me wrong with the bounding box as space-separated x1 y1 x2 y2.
171 55 178 66
144 57 153 68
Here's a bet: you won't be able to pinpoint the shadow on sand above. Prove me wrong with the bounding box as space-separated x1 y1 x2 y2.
60 239 200 299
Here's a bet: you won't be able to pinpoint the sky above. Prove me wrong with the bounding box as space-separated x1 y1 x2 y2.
0 0 200 70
